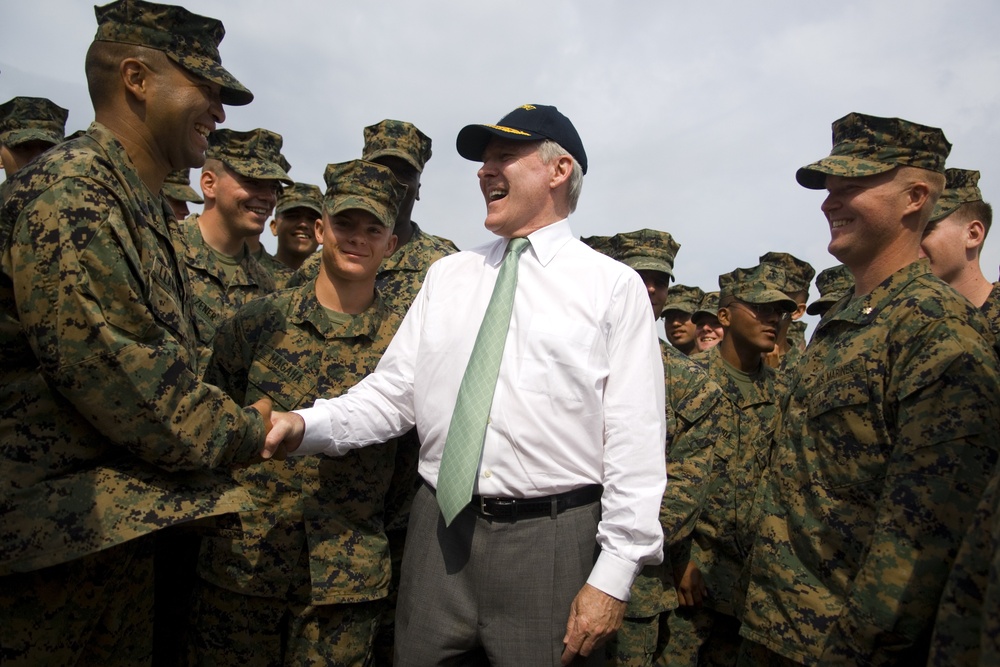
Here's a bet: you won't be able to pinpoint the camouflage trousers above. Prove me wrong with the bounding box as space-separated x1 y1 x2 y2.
0 535 155 666
734 640 802 667
659 606 741 667
187 578 383 667
606 613 666 666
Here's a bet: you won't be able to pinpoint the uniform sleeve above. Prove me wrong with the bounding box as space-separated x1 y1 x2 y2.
11 177 265 470
588 272 667 600
820 319 1000 665
203 313 254 407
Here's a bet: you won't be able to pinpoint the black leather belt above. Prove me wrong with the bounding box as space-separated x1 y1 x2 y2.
469 484 603 521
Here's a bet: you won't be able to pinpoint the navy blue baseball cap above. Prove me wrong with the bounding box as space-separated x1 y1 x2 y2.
456 104 588 174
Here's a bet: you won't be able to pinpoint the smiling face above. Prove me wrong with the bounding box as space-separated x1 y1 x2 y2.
477 138 564 238
694 315 724 352
205 163 280 239
271 206 320 264
317 208 398 285
144 56 225 171
821 169 918 272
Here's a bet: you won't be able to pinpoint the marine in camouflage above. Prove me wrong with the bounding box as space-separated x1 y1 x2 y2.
178 212 277 375
740 261 1000 664
0 96 68 149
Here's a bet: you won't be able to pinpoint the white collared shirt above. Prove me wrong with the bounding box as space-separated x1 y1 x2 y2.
294 219 666 599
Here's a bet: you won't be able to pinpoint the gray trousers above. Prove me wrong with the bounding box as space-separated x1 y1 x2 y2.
394 482 605 667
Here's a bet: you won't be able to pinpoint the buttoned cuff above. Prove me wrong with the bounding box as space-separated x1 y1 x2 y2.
290 406 334 456
586 550 643 602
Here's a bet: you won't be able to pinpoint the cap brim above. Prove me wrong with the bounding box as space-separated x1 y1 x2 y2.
806 292 850 315
364 148 423 173
623 257 674 279
2 128 61 147
739 290 797 311
224 158 293 186
170 53 253 107
796 156 896 190
326 197 394 228
163 183 203 203
456 124 543 162
276 201 322 216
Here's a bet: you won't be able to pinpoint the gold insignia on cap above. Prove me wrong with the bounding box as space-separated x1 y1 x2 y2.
519 104 537 111
485 124 532 137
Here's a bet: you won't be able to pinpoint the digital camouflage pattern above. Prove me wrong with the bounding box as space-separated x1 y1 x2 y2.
93 0 253 106
758 252 815 296
162 168 202 203
806 264 853 317
608 342 724 666
927 466 1000 666
207 128 292 184
188 577 383 666
363 119 433 173
796 112 950 190
0 96 68 148
740 261 1000 665
581 229 679 279
982 281 1000 340
930 168 982 223
197 285 403 605
663 284 704 315
287 222 458 314
0 122 265 577
253 245 295 290
276 181 323 216
177 212 276 375
323 159 406 228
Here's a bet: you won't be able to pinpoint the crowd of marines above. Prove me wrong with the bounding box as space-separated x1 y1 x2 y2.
2 1 1000 666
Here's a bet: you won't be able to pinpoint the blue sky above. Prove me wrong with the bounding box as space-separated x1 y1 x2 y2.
4 1 999 333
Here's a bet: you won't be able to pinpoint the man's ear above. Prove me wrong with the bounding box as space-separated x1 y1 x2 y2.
200 169 217 199
967 219 987 251
549 154 573 189
791 302 807 321
314 215 325 245
120 58 150 103
718 306 732 327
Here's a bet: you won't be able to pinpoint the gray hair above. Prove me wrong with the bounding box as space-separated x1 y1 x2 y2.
537 139 583 213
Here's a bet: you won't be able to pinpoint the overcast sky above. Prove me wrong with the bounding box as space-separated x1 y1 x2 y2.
4 1 1000 334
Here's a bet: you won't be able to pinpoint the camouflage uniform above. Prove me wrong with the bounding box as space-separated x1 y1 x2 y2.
253 244 295 289
742 261 1000 664
180 128 293 373
581 230 725 667
758 252 814 375
983 282 1000 338
741 113 1000 666
0 15 264 664
189 159 407 666
663 266 792 667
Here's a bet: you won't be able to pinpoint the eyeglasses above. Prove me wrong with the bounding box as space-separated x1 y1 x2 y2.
729 299 791 321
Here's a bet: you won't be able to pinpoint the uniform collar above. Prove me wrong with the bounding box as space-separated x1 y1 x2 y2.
818 260 931 330
485 218 573 268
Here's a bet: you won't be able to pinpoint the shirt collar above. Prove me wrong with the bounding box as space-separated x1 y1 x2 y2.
485 218 573 267
819 260 931 330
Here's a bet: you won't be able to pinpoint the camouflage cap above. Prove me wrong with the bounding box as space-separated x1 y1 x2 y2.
758 251 815 296
206 128 292 186
581 228 679 279
93 0 252 106
719 264 797 310
692 291 720 324
362 120 432 173
796 112 951 190
162 169 203 203
806 264 854 316
276 182 323 217
323 160 407 228
0 96 68 148
662 285 704 315
929 169 983 223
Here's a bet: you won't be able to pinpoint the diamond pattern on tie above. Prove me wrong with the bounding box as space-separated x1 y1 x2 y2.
436 237 530 525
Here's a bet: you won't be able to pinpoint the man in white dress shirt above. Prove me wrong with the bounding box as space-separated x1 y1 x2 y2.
264 104 666 666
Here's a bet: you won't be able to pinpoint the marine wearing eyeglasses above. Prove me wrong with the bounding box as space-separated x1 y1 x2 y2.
665 263 794 664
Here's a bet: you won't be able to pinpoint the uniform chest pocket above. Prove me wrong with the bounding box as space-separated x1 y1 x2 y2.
248 345 317 412
806 361 890 487
517 315 598 404
145 259 187 342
